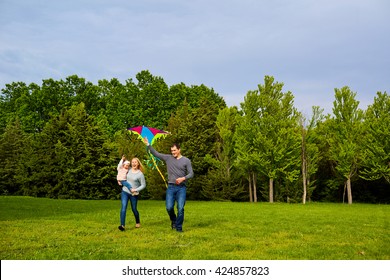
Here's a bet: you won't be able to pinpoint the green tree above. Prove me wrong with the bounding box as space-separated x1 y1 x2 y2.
0 82 40 133
20 103 117 199
235 91 260 202
202 106 243 200
238 76 301 203
1 82 28 130
0 119 25 194
134 70 171 128
326 86 364 204
65 75 101 116
300 106 324 203
97 78 135 134
360 92 390 184
164 97 224 199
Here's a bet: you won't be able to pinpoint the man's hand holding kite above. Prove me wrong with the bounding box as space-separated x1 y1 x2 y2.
128 126 169 188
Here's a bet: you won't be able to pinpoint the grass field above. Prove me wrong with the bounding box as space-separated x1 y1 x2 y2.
0 196 389 260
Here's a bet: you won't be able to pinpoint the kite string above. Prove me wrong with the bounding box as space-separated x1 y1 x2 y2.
149 151 168 188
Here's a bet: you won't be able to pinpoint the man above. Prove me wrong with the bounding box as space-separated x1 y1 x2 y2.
144 137 194 232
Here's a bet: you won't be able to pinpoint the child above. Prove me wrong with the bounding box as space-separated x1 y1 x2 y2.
117 155 134 195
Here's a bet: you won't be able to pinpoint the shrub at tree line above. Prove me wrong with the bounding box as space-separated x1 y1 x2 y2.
0 71 389 203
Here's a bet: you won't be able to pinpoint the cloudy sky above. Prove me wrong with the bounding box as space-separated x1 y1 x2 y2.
1 0 389 114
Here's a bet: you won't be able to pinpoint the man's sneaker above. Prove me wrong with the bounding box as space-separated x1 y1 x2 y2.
118 225 125 231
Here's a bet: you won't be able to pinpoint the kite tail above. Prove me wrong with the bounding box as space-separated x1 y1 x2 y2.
149 152 168 188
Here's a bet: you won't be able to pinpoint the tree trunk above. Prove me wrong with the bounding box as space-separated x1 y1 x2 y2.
347 177 353 204
343 181 346 204
302 157 307 204
301 123 307 204
269 178 274 203
253 173 257 203
248 173 253 202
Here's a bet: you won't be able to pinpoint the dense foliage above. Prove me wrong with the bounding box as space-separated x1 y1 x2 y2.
0 71 389 203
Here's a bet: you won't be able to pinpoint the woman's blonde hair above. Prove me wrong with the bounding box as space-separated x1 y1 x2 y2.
132 157 144 173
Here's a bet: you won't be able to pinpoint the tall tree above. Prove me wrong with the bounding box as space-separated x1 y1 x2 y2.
360 92 390 184
164 97 224 199
66 75 101 116
235 90 260 202
20 103 117 199
300 106 324 203
0 119 25 194
97 78 135 134
134 70 170 128
203 106 243 200
238 76 301 203
326 86 363 204
0 82 39 133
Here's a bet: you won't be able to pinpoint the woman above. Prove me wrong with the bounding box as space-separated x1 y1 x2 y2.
118 157 146 231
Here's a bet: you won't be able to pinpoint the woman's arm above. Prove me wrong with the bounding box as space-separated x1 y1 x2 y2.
134 172 146 192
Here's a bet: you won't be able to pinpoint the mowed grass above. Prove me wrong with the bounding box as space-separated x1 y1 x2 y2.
0 196 389 260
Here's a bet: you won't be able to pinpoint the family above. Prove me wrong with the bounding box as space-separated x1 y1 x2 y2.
116 138 194 232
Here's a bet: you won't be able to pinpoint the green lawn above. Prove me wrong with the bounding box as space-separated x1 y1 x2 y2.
0 196 389 260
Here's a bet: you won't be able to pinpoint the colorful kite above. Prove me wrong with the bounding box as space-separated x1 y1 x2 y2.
128 126 169 187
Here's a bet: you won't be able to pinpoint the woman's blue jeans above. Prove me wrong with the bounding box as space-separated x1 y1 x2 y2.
166 184 186 231
120 190 140 226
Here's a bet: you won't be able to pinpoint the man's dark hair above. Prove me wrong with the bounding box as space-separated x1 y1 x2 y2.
171 143 181 149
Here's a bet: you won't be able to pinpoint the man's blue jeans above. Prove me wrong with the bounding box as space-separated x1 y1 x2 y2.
166 184 186 231
120 190 140 226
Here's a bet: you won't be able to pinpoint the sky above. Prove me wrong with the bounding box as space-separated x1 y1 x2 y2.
1 0 389 115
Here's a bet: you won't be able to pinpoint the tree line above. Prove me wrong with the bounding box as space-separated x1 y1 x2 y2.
0 71 389 203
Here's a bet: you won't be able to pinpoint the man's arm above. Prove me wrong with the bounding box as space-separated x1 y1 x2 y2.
185 159 194 180
175 159 194 185
143 137 170 161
